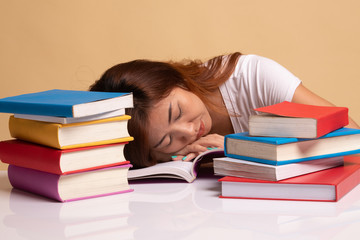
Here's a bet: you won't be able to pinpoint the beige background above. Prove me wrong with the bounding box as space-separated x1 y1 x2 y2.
1 0 360 170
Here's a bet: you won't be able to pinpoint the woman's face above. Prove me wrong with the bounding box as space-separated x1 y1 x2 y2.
148 87 212 159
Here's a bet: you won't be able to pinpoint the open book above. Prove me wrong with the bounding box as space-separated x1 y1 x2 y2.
128 149 224 183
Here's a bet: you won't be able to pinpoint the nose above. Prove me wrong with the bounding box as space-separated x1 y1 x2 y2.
172 121 196 143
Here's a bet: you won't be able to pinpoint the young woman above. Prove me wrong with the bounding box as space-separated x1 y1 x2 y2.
89 52 359 168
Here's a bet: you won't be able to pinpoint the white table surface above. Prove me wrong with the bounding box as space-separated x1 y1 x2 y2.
1 170 360 240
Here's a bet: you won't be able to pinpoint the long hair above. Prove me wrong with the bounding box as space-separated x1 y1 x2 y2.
89 52 241 168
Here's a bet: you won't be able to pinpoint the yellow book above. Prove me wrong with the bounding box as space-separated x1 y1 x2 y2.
9 115 134 149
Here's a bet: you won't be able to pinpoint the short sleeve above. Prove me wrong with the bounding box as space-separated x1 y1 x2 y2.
219 54 301 132
246 55 301 106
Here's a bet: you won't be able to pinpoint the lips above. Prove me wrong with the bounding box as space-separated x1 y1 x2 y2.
196 120 205 140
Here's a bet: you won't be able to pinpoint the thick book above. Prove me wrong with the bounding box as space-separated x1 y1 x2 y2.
0 89 133 117
8 164 133 202
13 108 125 124
218 155 360 202
213 156 344 181
128 149 225 183
249 101 349 138
0 140 129 174
9 115 134 149
224 128 360 165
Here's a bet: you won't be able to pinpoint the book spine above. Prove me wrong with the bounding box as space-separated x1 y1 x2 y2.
9 116 62 149
8 115 133 149
0 101 74 117
0 140 63 174
334 164 360 201
8 165 63 202
317 108 349 138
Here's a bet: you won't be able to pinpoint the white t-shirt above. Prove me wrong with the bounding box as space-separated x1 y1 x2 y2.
219 55 301 132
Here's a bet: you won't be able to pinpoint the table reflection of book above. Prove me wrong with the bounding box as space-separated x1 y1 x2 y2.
4 188 135 240
220 182 360 217
216 185 360 237
129 179 215 240
219 206 360 240
129 176 360 240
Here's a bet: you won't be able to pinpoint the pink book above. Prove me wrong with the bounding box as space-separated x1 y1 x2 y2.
8 164 133 202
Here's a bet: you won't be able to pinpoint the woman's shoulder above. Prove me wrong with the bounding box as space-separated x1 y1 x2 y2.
237 54 276 66
233 54 285 76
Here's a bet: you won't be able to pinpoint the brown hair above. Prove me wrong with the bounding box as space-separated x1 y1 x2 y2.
89 52 241 168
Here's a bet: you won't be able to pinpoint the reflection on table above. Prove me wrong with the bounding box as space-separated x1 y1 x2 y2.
1 171 360 240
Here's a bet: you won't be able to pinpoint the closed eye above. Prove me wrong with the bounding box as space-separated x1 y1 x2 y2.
154 103 181 150
175 103 182 120
165 104 182 149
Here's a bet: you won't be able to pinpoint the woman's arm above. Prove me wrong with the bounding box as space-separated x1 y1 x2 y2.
292 84 359 128
171 134 224 162
170 83 359 162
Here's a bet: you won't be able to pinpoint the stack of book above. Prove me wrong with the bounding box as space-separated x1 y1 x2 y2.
0 89 135 202
214 101 360 202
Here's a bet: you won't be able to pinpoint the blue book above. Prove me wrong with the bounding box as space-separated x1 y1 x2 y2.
224 128 360 165
0 89 133 118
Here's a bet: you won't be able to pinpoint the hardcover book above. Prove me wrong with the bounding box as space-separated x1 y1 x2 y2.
13 108 125 124
8 164 133 202
128 149 224 183
218 155 360 202
249 101 348 138
0 140 129 174
9 115 134 149
0 89 133 117
224 128 360 165
213 156 344 181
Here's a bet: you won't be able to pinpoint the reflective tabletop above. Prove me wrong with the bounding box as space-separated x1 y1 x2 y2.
1 170 360 240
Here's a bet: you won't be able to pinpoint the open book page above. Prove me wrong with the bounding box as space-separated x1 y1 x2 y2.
128 149 224 183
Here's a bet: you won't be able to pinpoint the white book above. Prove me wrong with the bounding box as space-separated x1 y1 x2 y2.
14 109 125 124
214 156 344 181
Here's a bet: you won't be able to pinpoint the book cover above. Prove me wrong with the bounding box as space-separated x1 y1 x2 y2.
250 101 349 138
8 164 134 202
0 140 129 174
9 115 134 149
0 89 133 117
128 149 224 183
218 155 360 202
224 128 360 165
213 156 344 181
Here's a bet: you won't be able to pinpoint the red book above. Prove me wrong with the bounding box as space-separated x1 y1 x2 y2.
0 140 129 174
249 101 349 138
219 155 360 202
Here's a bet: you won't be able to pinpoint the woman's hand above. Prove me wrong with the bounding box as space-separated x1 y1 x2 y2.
171 134 224 162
